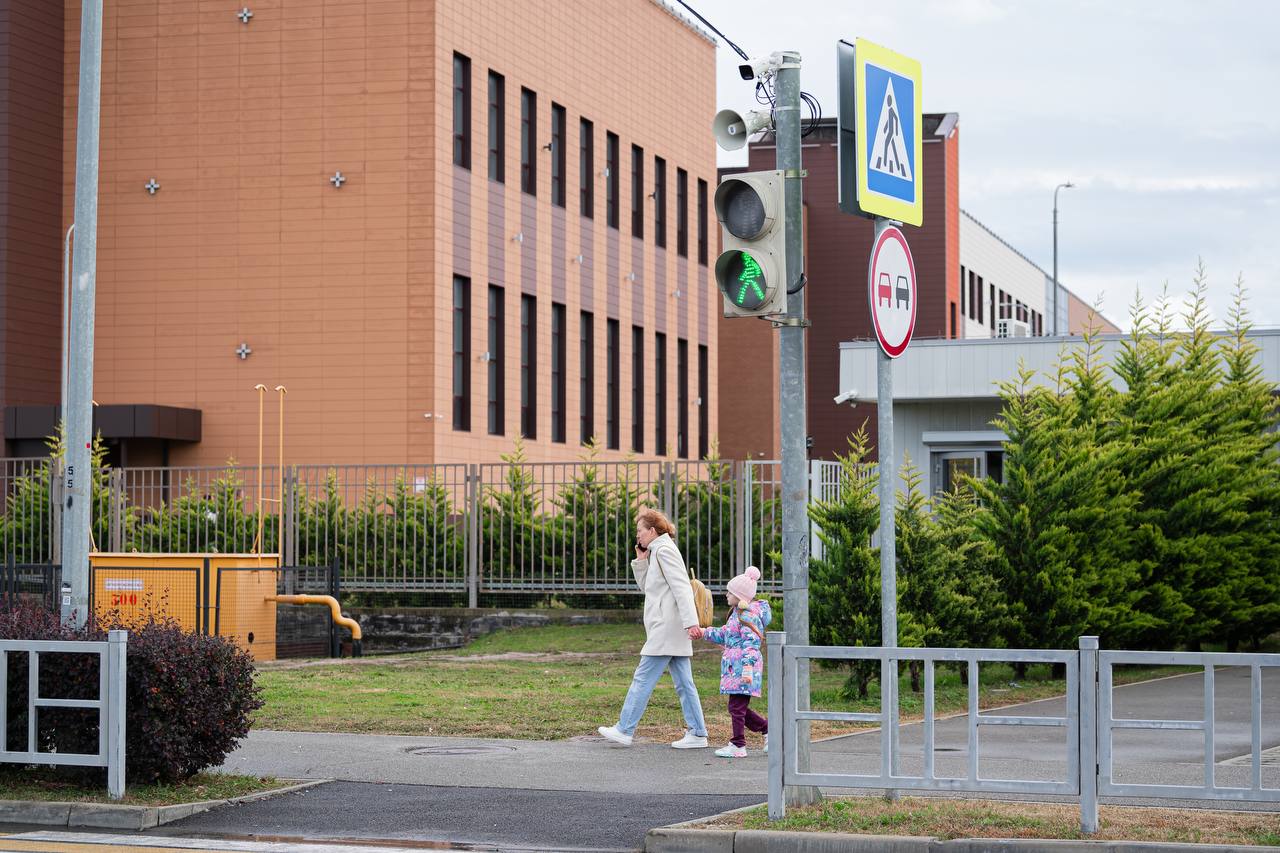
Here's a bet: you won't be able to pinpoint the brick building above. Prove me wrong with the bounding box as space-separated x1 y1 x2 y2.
0 0 720 467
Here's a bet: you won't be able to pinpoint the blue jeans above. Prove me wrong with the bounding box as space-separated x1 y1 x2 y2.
616 655 707 737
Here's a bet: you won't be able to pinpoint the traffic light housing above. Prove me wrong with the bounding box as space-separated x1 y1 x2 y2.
714 171 789 318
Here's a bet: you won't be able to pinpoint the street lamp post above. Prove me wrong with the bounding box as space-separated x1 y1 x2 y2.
1052 181 1074 336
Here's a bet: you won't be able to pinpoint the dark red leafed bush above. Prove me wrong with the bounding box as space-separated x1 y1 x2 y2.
0 601 263 784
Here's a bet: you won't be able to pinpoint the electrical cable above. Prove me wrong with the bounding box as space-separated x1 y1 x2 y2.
668 0 749 60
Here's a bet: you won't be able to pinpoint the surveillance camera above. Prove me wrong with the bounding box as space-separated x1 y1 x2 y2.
738 52 784 81
833 389 859 405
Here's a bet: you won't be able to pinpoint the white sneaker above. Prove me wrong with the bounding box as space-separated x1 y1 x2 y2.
670 731 709 749
715 743 748 758
597 725 633 746
763 733 769 754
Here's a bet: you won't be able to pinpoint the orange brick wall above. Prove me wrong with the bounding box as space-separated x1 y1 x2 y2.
63 0 716 467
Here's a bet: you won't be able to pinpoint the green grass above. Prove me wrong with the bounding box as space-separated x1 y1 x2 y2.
255 623 1195 743
709 798 1280 846
0 769 286 806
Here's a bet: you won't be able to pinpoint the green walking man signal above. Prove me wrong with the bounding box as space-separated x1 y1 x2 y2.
714 171 789 318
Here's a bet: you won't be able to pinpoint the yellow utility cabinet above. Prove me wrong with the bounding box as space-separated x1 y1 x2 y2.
89 553 279 661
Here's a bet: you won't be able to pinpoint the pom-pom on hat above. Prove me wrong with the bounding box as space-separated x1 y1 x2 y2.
727 566 761 607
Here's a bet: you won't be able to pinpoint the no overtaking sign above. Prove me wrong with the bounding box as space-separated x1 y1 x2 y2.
868 224 916 358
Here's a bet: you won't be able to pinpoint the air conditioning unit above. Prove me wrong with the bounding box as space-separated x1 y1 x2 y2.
996 319 1030 338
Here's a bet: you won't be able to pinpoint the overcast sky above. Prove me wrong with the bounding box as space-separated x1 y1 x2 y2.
690 0 1279 330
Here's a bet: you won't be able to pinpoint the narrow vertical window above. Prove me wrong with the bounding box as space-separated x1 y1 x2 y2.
487 286 505 435
654 332 667 454
989 283 996 331
580 311 594 443
551 302 566 442
697 344 709 460
676 338 688 458
607 319 620 449
521 295 537 438
452 276 471 430
654 157 666 249
520 88 537 195
487 71 505 183
551 103 566 208
959 265 967 318
631 326 645 453
580 119 594 219
606 132 620 229
697 178 708 266
453 53 471 169
676 168 688 258
631 144 644 239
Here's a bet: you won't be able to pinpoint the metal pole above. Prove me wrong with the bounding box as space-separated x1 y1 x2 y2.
1052 181 1072 336
874 217 899 789
61 223 75 416
774 50 818 807
1079 635 1099 834
60 0 105 627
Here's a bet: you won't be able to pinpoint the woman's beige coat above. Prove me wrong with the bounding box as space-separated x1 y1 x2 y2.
631 532 699 657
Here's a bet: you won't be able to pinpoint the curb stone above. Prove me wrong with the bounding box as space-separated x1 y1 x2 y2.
0 778 329 831
647 828 1269 853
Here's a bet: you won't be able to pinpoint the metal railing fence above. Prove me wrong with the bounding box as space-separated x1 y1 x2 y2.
0 631 127 798
1 458 824 598
767 634 1280 832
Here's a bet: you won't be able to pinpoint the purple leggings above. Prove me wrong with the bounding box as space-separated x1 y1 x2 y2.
728 694 768 747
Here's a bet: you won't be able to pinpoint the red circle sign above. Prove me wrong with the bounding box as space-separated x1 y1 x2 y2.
868 226 917 358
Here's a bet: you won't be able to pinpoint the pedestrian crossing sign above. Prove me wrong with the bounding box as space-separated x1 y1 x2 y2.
849 38 923 226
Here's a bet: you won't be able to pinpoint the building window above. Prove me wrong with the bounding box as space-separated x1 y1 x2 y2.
976 273 983 324
488 71 504 183
520 88 537 196
960 265 967 319
551 302 566 442
452 276 471 430
676 338 688 458
999 289 1012 320
550 103 566 208
654 332 667 454
631 326 645 453
697 344 709 460
654 156 667 249
631 145 644 239
697 178 708 266
580 311 594 444
453 53 471 169
580 119 594 219
949 302 957 339
607 319 620 449
989 283 996 331
674 169 689 259
521 295 537 438
487 286 505 435
606 132 619 229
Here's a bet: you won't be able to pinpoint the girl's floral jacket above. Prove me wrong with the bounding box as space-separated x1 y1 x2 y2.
701 598 773 697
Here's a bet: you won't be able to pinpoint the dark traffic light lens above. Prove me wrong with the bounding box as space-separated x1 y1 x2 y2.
718 250 768 309
719 181 766 239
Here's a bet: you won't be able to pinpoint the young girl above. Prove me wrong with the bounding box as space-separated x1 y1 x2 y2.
693 566 772 758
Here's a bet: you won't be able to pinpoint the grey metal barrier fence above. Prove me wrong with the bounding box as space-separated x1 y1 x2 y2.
0 631 127 798
2 457 799 598
768 634 1280 833
1096 649 1280 807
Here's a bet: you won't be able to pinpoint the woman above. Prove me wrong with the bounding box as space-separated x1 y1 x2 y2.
597 507 709 748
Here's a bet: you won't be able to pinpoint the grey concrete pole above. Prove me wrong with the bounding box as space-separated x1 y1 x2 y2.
61 0 105 627
61 223 75 416
774 51 819 807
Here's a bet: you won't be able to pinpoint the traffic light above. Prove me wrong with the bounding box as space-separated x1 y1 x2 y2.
714 170 789 318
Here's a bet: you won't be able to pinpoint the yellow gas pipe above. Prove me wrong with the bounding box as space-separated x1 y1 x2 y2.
268 594 363 656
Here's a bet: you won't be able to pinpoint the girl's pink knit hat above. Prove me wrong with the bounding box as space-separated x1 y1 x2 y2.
727 566 761 605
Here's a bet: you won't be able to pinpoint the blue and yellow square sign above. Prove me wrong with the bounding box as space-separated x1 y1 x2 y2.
852 38 922 226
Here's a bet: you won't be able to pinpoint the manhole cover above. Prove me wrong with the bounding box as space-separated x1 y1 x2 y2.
406 745 517 756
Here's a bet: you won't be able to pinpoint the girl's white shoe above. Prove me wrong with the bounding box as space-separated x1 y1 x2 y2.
714 743 748 758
